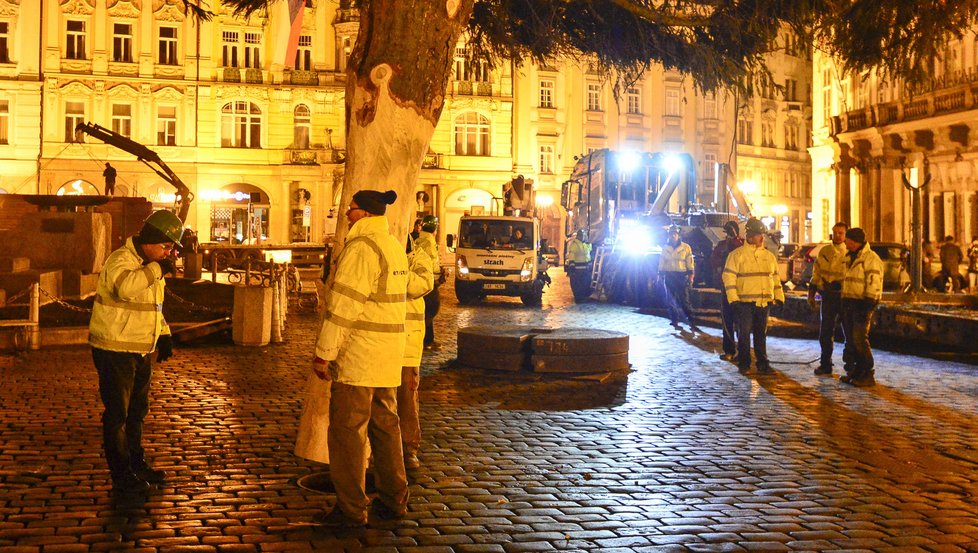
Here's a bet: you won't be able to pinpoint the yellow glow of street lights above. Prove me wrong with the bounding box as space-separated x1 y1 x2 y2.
535 194 554 208
738 180 757 195
772 204 788 215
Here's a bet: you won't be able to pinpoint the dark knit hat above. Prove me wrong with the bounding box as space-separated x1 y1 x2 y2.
723 220 739 237
352 189 398 215
845 227 866 244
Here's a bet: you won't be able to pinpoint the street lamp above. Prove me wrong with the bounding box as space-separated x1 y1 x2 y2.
901 166 930 294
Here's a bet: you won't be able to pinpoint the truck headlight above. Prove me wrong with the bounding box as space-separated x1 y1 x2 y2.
456 255 469 280
520 258 533 281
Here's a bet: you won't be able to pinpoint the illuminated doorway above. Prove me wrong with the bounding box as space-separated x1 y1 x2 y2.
56 179 99 196
203 183 270 244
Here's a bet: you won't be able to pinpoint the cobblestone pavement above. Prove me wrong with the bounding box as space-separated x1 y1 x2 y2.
2 270 978 552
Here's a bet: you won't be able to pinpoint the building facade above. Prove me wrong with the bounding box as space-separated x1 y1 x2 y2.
811 29 978 245
0 0 810 255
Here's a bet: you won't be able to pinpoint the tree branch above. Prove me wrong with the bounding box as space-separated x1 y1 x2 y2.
606 0 712 27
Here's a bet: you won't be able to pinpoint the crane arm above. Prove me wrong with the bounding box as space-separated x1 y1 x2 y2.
74 122 194 223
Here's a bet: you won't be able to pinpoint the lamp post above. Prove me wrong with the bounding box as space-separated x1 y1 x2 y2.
901 168 930 294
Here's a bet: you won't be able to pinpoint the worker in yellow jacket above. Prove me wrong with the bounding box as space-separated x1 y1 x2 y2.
659 225 696 329
839 227 884 387
312 190 409 528
722 218 785 374
89 210 182 496
565 230 592 301
399 244 433 471
809 221 849 376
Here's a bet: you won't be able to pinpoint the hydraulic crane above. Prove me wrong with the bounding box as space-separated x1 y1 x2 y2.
74 122 194 222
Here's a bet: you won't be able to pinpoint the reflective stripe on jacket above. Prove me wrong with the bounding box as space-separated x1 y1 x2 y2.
811 241 846 290
842 243 884 301
722 244 785 306
89 237 169 353
566 238 591 264
660 241 694 273
403 248 434 367
316 215 408 387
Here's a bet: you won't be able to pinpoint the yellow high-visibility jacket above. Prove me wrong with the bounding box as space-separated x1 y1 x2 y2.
89 238 170 353
811 241 846 290
316 215 408 387
722 243 785 306
413 230 441 277
402 247 434 368
566 237 592 264
660 241 694 273
842 243 884 301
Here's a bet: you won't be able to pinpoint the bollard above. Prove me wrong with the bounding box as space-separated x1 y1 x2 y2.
270 266 284 343
27 283 40 350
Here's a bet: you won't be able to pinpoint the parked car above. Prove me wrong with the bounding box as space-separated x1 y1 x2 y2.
777 242 800 283
790 241 909 291
542 245 560 267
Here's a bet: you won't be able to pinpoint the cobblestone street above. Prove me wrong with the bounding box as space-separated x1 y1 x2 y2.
2 270 978 552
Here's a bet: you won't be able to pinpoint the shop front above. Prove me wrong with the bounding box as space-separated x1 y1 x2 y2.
200 183 271 244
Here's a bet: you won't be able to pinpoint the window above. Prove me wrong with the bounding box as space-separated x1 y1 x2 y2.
737 117 753 145
0 100 8 144
704 153 717 180
539 80 554 108
0 22 10 64
111 104 132 138
66 20 86 60
626 87 641 114
453 112 490 156
539 145 554 174
221 101 262 148
113 23 133 63
222 31 239 67
294 35 312 70
784 78 798 102
245 32 261 68
453 45 489 82
157 106 176 145
294 104 311 149
703 93 717 119
339 36 352 71
159 27 178 65
665 88 681 116
821 68 833 125
784 122 798 150
586 82 602 111
65 101 85 142
761 121 775 148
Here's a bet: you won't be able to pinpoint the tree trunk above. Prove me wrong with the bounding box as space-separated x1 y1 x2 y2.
332 0 474 252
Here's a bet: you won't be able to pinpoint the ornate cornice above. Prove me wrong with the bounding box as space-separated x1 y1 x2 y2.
0 0 21 17
107 83 139 98
61 0 95 16
154 0 185 22
107 0 140 18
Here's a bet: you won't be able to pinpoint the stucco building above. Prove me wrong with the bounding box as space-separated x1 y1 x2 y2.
811 31 978 245
0 0 810 255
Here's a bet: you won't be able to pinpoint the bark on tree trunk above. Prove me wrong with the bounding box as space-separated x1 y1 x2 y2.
332 0 474 253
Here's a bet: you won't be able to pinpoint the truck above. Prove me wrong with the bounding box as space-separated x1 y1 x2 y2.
450 176 549 306
74 122 327 271
561 148 760 304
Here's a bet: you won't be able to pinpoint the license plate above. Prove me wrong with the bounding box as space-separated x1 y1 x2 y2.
484 283 506 290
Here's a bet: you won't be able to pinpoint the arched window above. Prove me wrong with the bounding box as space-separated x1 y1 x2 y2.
221 101 262 148
454 112 490 156
294 104 311 149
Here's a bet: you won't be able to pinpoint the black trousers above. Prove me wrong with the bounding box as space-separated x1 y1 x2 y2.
841 299 876 379
719 293 736 355
568 264 592 301
818 291 844 370
423 287 440 345
662 272 693 324
92 348 153 479
732 302 770 370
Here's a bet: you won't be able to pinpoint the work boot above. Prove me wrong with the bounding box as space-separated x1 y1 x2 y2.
737 364 751 374
756 365 774 375
852 375 876 387
133 463 167 484
371 498 406 521
839 374 854 385
314 508 366 528
719 353 737 362
112 471 150 495
404 452 421 470
813 366 833 376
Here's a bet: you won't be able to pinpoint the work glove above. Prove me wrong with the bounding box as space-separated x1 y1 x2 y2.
807 288 818 311
156 258 176 277
156 335 173 362
312 358 335 381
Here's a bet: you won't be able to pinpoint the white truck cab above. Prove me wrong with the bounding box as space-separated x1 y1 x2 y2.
452 215 546 306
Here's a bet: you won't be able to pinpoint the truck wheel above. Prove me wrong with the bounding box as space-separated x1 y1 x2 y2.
521 283 543 307
213 251 232 272
455 282 480 305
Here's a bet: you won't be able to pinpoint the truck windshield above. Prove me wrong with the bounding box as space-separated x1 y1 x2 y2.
459 220 534 249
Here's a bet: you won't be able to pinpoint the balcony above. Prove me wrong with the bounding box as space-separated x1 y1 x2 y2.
287 70 319 86
336 8 359 23
288 149 318 165
831 69 978 136
245 68 263 84
223 67 240 83
422 152 443 169
448 80 494 96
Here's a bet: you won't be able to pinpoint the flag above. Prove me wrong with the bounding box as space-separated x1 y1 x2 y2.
277 0 305 68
